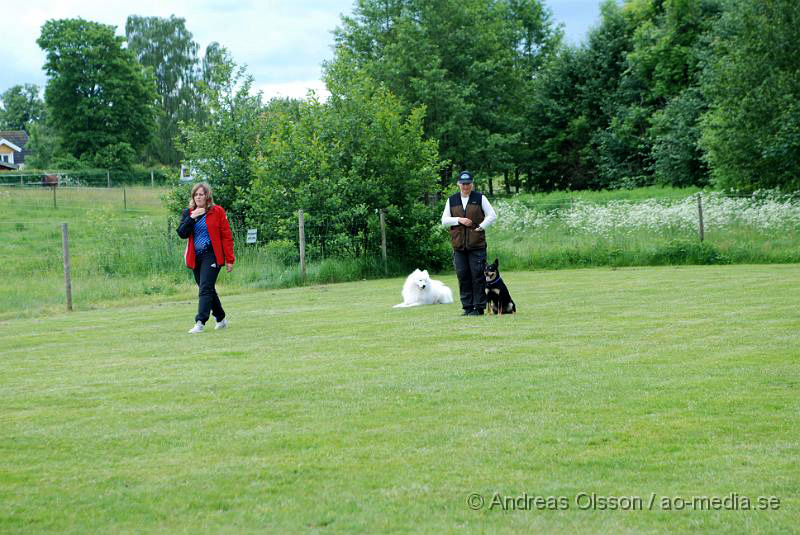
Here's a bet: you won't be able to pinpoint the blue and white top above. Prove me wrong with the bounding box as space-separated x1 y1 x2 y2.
193 214 211 252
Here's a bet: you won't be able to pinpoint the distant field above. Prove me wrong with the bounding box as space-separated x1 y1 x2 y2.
0 186 186 319
1 265 797 534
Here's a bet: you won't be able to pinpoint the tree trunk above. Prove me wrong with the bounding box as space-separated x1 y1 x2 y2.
504 170 510 194
439 165 452 189
514 168 520 193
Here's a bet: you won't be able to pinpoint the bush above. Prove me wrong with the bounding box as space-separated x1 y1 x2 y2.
92 142 136 171
650 239 729 265
265 239 299 265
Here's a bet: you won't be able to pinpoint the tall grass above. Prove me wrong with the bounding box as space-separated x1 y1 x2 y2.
0 187 395 319
2 185 799 319
489 189 800 269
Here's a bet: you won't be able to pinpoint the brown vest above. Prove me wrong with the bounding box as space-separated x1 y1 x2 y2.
449 191 486 250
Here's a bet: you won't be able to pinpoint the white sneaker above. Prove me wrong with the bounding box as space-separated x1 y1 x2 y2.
188 321 204 334
215 318 228 330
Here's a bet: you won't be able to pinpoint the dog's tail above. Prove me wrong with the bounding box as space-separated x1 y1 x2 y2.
393 302 410 308
440 286 454 304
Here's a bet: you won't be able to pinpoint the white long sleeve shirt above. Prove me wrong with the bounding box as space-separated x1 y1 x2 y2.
441 193 497 230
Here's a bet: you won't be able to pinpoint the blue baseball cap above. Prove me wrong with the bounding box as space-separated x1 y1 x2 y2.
457 171 474 184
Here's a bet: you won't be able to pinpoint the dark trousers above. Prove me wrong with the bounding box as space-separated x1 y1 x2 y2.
193 248 225 324
453 248 487 312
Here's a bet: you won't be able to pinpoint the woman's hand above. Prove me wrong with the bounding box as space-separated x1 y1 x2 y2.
458 217 473 227
191 207 206 219
225 263 234 273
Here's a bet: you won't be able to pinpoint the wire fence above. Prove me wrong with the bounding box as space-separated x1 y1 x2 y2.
0 168 172 188
0 183 167 212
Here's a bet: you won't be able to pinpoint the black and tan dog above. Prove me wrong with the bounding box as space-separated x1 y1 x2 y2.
484 258 516 315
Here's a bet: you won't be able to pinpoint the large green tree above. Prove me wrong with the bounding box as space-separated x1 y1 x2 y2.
125 15 199 165
248 54 445 267
700 0 800 191
125 16 223 165
526 0 721 191
525 0 635 190
0 84 45 130
177 50 263 220
333 0 560 185
37 18 157 164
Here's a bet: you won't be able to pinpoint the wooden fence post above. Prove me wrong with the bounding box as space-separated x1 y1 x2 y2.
379 209 387 274
62 223 72 312
298 209 306 279
123 187 127 210
167 219 173 258
697 193 705 242
52 184 56 209
150 170 155 187
107 170 111 188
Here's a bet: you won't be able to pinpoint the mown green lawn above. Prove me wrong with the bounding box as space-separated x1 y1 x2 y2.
1 265 798 534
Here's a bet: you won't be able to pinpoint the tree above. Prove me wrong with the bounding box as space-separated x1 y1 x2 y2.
126 16 218 165
177 50 263 220
626 0 721 187
23 121 60 169
0 84 45 130
37 18 158 165
650 87 710 187
333 0 560 185
700 0 800 191
525 47 595 191
248 53 446 267
525 0 721 190
525 0 635 190
176 53 447 269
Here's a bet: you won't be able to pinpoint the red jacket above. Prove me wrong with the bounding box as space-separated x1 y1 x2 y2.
177 205 235 269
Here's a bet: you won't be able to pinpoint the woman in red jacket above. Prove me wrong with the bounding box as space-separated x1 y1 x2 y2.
177 182 235 333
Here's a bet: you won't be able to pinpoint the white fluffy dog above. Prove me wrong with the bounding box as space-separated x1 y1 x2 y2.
393 269 454 308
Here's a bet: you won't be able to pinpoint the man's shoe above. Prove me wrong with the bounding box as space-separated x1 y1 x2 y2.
461 309 473 316
468 309 484 316
215 318 228 330
188 321 204 333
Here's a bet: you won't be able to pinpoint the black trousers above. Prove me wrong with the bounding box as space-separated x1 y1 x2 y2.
453 248 487 312
193 248 225 324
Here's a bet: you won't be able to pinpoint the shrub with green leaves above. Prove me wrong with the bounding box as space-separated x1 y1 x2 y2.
700 0 800 191
246 55 447 270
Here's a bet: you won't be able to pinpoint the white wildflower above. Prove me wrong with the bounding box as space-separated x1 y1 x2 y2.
494 190 800 235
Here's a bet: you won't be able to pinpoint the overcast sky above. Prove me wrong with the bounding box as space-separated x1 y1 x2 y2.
5 0 602 100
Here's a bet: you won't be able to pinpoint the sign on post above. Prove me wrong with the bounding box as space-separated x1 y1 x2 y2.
246 229 257 244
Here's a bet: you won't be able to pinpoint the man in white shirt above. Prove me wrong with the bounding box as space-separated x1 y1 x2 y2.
441 170 497 315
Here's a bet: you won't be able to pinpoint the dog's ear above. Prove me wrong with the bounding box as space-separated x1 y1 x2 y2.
494 258 499 265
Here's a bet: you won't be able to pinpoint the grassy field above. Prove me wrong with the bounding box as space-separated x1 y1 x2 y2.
3 185 799 319
491 188 800 270
0 187 382 320
1 265 798 534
